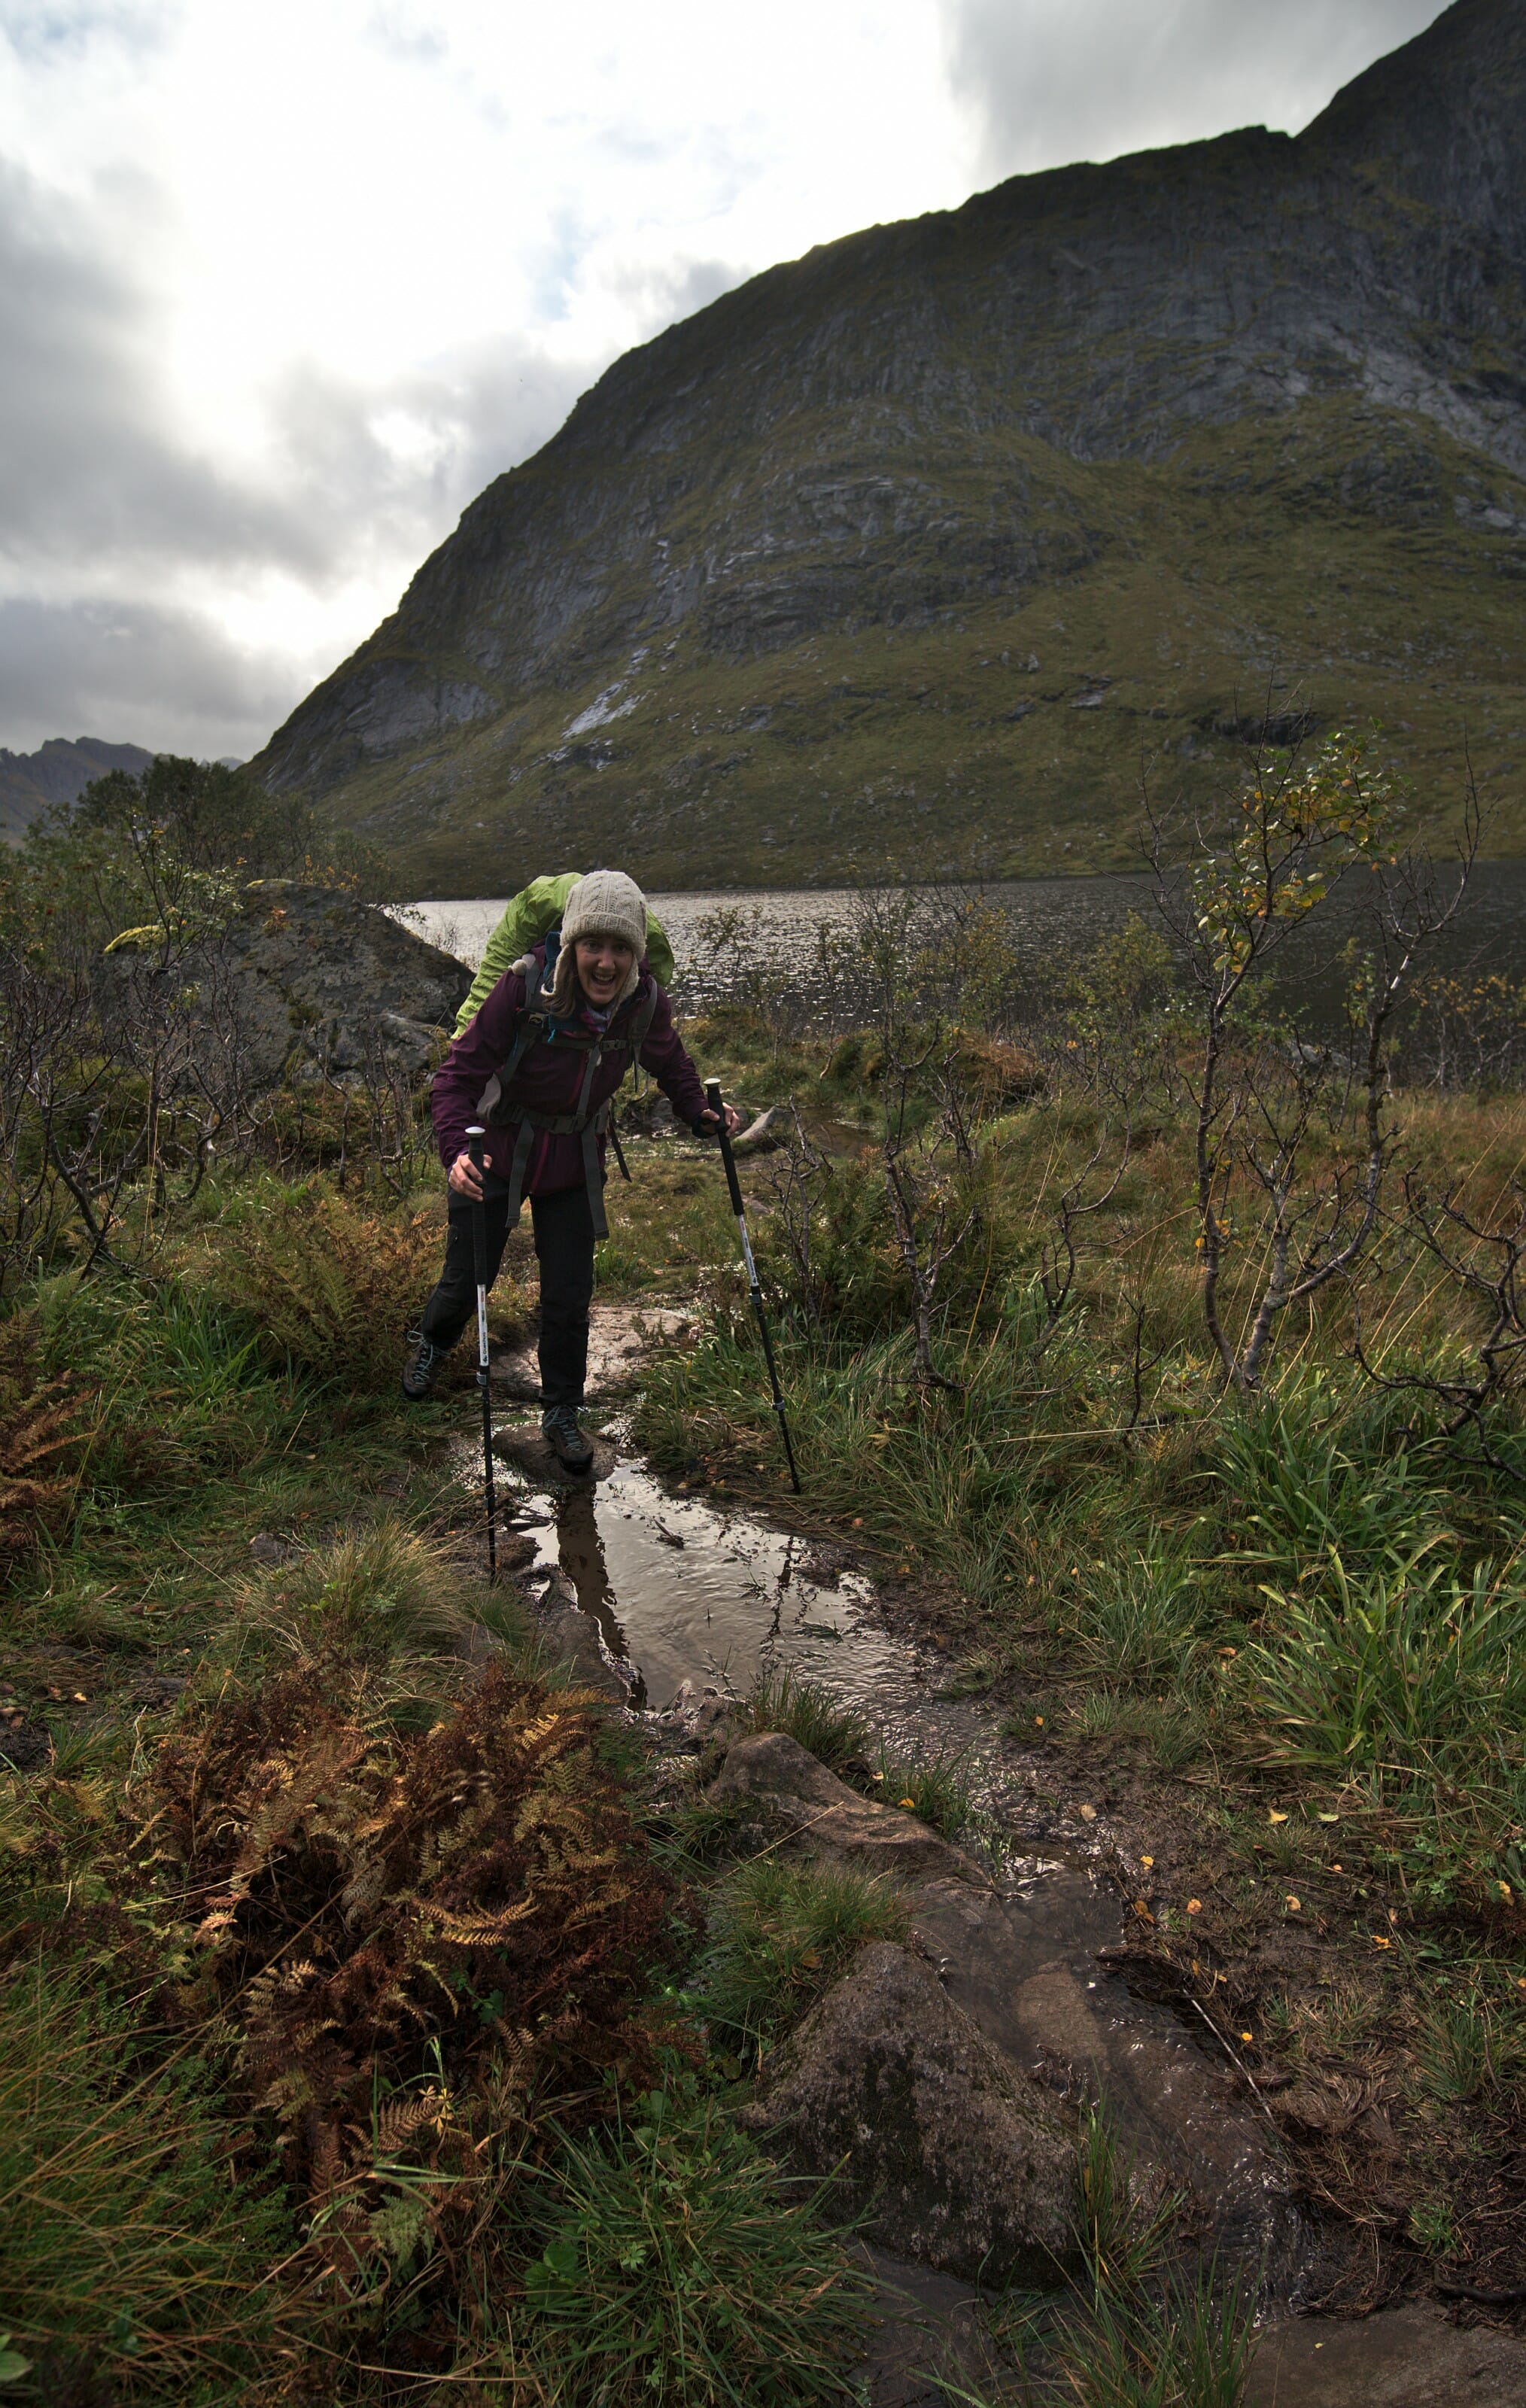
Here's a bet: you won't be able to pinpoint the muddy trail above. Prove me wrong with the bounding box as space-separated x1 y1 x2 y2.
452 1309 1526 2408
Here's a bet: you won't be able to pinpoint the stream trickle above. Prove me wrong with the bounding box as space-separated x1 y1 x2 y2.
457 1426 1526 2384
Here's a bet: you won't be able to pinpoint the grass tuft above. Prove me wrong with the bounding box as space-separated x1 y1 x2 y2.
511 2087 868 2404
697 1857 907 2059
740 1665 873 1774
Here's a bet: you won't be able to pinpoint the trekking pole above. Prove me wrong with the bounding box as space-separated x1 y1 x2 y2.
704 1079 801 1493
466 1124 497 1582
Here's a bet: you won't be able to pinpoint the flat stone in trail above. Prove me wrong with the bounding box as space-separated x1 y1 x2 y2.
743 1941 1077 2285
709 1731 1296 2273
1247 2303 1526 2407
491 1422 619 1488
710 1732 980 1884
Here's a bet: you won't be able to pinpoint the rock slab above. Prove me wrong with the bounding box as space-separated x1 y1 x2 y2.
708 1730 983 1886
1247 2303 1526 2408
744 1941 1076 2285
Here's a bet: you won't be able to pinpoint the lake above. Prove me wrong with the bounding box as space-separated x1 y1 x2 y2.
405 865 1526 1030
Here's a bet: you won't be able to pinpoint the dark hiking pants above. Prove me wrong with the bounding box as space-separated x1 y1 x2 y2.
418 1176 597 1407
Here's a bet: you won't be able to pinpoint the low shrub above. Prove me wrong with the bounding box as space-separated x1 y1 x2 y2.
198 1182 441 1388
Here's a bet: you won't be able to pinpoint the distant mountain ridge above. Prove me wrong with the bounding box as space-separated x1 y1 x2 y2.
254 0 1526 890
0 739 155 844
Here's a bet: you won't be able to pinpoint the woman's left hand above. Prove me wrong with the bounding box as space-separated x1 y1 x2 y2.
695 1105 743 1137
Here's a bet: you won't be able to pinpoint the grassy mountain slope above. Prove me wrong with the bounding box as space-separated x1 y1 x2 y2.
252 0 1526 891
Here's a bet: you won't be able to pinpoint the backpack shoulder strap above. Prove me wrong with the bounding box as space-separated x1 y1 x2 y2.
615 981 660 1055
475 954 554 1123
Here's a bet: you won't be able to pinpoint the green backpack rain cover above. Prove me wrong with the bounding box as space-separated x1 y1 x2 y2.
452 871 676 1037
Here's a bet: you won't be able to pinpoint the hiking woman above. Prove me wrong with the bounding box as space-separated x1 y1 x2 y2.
403 870 737 1470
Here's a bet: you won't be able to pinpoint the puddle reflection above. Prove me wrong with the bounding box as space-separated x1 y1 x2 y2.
530 1457 910 1712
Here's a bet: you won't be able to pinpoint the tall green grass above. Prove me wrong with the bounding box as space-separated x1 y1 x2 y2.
0 1959 302 2392
509 2087 868 2404
696 1859 907 2060
1248 1544 1526 1789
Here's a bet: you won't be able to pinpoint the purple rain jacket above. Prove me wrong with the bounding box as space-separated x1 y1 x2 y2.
430 942 708 1196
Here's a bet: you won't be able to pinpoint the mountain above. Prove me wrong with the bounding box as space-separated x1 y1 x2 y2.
0 739 156 844
252 0 1526 892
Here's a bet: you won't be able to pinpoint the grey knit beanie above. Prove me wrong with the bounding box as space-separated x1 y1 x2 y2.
553 869 647 1012
561 870 647 957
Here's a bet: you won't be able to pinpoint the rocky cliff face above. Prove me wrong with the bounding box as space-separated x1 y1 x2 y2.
253 0 1526 889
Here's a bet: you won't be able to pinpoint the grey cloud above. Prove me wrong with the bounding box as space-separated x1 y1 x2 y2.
605 254 749 331
0 155 593 587
944 0 1447 184
0 594 302 757
0 147 595 752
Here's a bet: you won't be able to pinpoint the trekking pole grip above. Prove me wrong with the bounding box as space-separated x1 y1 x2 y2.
704 1080 746 1218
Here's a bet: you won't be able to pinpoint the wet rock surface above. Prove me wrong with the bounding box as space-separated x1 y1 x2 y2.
491 1421 619 1486
708 1728 1297 2277
1245 2302 1526 2407
710 1731 983 1885
911 1872 1295 2270
856 2250 1010 2408
743 1940 1078 2285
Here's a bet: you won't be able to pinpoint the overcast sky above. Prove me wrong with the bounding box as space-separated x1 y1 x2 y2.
0 0 1445 761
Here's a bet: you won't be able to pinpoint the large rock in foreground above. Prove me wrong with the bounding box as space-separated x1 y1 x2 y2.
743 1941 1077 2285
101 880 471 1089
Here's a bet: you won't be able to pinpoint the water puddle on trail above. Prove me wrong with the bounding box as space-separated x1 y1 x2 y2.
521 1455 910 1713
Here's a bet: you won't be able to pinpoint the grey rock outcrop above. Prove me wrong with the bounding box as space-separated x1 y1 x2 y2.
97 880 470 1090
743 1941 1077 2285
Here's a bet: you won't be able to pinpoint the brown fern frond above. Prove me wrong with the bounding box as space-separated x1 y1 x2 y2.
373 2089 446 2154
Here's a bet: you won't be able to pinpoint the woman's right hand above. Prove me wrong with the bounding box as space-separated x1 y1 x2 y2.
448 1148 485 1199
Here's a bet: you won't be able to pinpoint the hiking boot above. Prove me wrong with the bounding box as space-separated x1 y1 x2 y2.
401 1330 451 1400
542 1404 594 1472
